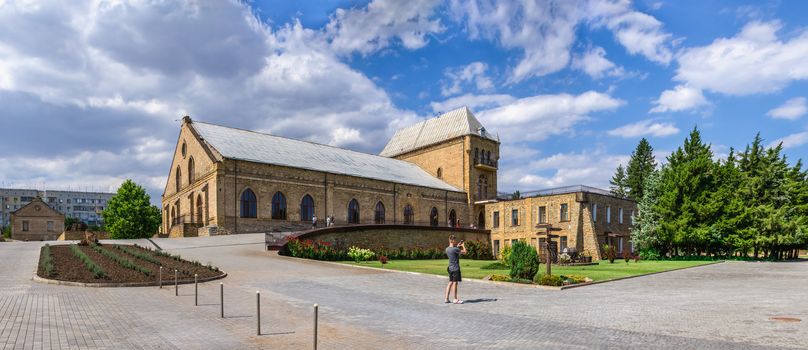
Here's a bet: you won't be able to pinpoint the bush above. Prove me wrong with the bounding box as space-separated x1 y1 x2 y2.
639 248 661 260
463 240 494 260
480 261 508 270
535 274 564 286
490 274 510 282
378 255 388 264
559 274 588 284
602 244 616 263
499 245 512 266
283 238 347 261
69 244 106 279
509 240 539 280
347 246 375 262
623 251 631 264
1 226 10 239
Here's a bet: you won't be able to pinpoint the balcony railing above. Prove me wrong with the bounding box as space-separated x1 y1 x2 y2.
473 158 498 169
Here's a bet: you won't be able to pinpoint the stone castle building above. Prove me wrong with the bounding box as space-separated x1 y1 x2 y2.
10 197 65 241
162 107 635 259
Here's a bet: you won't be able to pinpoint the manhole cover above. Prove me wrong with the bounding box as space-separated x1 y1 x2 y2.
769 317 802 323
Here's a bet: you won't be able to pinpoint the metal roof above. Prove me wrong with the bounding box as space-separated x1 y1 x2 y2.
191 121 462 192
379 106 498 157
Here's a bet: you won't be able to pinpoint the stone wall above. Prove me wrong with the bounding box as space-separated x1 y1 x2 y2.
291 224 490 251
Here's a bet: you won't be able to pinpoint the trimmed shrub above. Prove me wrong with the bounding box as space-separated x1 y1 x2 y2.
69 244 106 279
535 274 563 286
347 246 375 262
480 261 508 270
508 240 539 280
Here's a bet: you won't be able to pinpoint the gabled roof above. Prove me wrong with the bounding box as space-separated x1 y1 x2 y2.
12 197 63 218
191 121 462 192
379 106 498 157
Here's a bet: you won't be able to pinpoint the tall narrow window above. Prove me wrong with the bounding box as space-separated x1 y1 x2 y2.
618 207 624 224
271 192 287 220
300 195 314 222
560 203 569 222
474 148 479 162
477 175 488 199
486 150 491 163
196 194 203 224
630 210 634 225
493 240 500 257
511 208 519 226
477 211 485 228
240 189 257 218
617 237 624 253
436 168 443 179
22 221 29 231
47 221 54 232
449 209 457 227
175 166 182 192
348 199 360 224
430 207 439 226
374 201 385 224
592 203 598 222
188 157 195 184
606 206 611 224
403 204 414 224
492 211 500 228
537 206 547 224
560 236 568 251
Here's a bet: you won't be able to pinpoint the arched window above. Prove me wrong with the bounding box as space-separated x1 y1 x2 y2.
300 195 314 222
486 150 491 163
436 167 443 179
348 199 360 224
474 147 479 162
170 206 176 226
196 194 203 224
430 207 439 226
374 201 385 224
271 191 287 220
477 174 488 199
188 157 195 184
175 166 182 192
403 204 414 225
240 189 257 218
449 209 457 227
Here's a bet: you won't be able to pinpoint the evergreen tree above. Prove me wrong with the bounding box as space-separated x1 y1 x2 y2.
609 164 628 198
632 168 662 258
625 138 657 201
102 180 161 239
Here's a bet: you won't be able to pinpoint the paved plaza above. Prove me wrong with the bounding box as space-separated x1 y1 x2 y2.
1 234 806 349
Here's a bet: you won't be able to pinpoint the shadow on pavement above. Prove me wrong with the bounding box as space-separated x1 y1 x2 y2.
463 298 497 303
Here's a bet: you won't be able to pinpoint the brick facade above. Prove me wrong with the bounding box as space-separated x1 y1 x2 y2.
10 197 64 241
484 191 636 260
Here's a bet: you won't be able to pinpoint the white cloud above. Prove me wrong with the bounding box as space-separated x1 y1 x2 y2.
449 0 672 82
571 46 624 79
430 93 515 113
650 84 708 113
0 1 420 202
478 91 624 142
607 119 679 138
769 130 808 149
440 62 494 96
498 150 630 192
766 97 807 120
325 0 444 55
674 21 808 95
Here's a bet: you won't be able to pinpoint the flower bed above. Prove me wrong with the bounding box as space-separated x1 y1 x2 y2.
37 244 224 285
281 238 493 261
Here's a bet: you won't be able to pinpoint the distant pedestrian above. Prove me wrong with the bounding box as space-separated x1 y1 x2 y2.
444 235 467 304
455 219 461 229
312 215 318 228
326 216 331 227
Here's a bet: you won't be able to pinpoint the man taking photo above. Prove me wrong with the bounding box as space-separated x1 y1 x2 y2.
444 235 467 304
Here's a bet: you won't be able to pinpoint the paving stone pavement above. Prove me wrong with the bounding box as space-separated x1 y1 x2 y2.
1 234 806 349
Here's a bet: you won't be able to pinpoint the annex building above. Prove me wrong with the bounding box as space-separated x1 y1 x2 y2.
162 107 635 260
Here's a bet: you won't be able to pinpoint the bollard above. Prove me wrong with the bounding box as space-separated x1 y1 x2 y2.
256 291 261 335
220 283 224 318
174 269 178 296
313 304 318 350
194 274 198 306
159 266 163 289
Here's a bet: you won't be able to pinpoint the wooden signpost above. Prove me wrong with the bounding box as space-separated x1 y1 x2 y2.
535 224 562 276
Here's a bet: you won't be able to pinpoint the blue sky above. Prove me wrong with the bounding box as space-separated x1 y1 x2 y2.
0 0 807 203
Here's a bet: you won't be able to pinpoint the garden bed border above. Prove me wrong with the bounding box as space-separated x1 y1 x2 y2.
32 271 226 288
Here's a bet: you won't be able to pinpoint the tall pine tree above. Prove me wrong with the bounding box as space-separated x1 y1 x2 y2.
610 164 628 198
625 138 657 201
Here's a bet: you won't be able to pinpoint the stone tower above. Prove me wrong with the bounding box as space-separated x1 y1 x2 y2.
380 107 500 227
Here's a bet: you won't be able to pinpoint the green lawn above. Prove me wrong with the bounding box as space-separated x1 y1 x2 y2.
341 259 716 282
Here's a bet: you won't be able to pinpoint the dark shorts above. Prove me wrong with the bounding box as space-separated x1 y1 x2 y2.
448 267 462 282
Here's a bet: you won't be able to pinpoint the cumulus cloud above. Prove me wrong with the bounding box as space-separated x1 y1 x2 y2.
766 97 807 120
449 0 672 82
769 130 808 149
325 0 444 55
607 119 679 138
440 62 495 96
650 84 709 113
477 91 624 142
0 0 418 202
430 93 515 113
571 46 624 79
674 21 808 95
497 150 630 192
